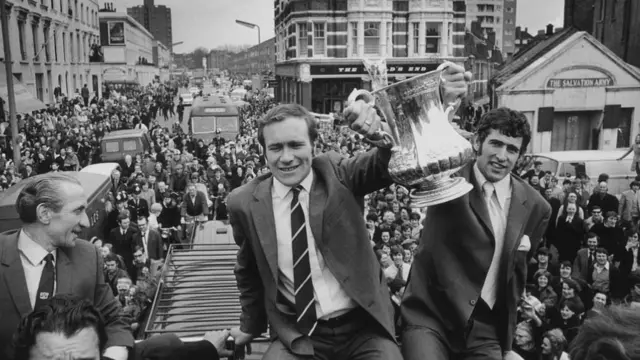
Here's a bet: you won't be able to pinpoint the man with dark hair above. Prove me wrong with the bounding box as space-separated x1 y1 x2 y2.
402 107 552 360
0 173 133 360
569 306 640 360
228 64 472 359
109 211 141 280
13 294 235 360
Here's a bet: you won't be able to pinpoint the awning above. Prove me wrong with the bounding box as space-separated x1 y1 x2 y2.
0 66 47 113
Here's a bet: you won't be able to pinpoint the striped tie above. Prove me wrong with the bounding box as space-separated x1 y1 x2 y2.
291 185 317 336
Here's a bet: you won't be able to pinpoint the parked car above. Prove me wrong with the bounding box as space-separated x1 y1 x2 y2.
518 150 634 195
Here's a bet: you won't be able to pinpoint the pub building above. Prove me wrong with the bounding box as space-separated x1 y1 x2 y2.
274 57 466 114
490 28 640 153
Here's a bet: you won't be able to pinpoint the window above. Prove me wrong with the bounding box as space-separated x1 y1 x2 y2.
425 22 441 54
506 19 514 25
496 5 501 11
351 22 358 56
74 0 78 19
364 22 380 55
123 140 138 152
393 0 408 11
44 26 51 62
298 23 308 57
53 30 58 62
506 7 514 12
62 32 66 62
105 141 120 153
32 23 39 61
51 0 54 9
80 3 83 22
412 23 419 54
313 23 325 56
18 20 27 60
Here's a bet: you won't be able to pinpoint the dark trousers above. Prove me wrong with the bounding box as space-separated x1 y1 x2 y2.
402 299 502 360
263 308 401 360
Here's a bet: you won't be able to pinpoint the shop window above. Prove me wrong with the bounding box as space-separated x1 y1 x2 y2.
425 22 441 54
364 22 380 55
412 23 419 54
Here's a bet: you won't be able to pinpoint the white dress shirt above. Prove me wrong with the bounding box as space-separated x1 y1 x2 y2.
474 163 511 308
17 230 57 309
272 171 356 319
141 229 149 255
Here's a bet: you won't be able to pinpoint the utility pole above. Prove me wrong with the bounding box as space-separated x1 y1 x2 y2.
0 0 21 169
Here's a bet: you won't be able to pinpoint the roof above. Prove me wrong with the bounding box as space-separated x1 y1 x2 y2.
80 163 121 177
0 172 110 220
102 129 146 140
532 150 631 163
492 27 579 85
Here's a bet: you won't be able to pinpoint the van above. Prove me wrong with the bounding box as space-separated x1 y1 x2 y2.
0 171 113 241
519 150 634 195
100 129 152 162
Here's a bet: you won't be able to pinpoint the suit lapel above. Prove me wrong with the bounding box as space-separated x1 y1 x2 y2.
461 164 495 239
56 248 73 296
504 180 529 256
1 232 33 315
308 174 327 247
251 177 279 283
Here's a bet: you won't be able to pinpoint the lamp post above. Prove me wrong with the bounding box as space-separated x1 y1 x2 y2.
169 41 183 82
235 19 261 44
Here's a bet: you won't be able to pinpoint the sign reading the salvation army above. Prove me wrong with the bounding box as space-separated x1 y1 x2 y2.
546 77 614 88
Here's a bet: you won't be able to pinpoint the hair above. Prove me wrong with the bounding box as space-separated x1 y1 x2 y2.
569 306 640 360
12 295 107 360
257 104 318 149
534 270 552 284
474 107 532 155
117 212 130 223
16 173 82 224
595 247 609 256
134 244 145 254
543 329 568 358
560 260 573 269
563 277 582 293
586 232 599 241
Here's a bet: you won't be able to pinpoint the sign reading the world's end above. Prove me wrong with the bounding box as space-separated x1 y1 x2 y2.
546 77 613 88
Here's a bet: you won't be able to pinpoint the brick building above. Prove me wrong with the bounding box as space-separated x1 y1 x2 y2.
273 0 468 113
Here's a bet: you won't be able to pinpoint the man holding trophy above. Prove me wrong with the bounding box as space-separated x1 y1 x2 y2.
228 62 470 359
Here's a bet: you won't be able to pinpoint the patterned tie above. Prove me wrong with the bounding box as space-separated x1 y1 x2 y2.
481 182 505 309
35 253 55 309
290 185 317 336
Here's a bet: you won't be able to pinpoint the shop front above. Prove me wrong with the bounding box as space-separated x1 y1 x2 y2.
492 30 640 153
275 58 462 114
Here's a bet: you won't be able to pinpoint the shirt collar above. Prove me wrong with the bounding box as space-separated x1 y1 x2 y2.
272 170 314 200
17 230 57 266
597 261 610 270
473 162 512 208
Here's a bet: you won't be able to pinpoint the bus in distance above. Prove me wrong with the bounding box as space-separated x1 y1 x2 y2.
188 95 240 143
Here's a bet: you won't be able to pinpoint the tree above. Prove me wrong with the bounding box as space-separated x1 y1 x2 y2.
191 47 209 69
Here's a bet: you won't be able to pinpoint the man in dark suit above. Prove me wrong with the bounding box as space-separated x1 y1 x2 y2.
109 212 141 280
136 216 164 261
587 181 619 215
181 183 209 220
573 232 600 282
401 108 552 360
0 173 133 360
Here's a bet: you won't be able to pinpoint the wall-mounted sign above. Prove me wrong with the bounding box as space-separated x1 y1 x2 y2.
108 21 125 45
299 63 312 83
546 76 614 88
310 63 439 76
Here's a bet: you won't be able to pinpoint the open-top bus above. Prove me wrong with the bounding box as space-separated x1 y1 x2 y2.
188 95 240 143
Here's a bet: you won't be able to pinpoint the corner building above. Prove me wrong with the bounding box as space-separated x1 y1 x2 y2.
274 0 468 113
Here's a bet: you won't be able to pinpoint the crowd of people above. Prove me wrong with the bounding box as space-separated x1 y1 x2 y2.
0 66 639 360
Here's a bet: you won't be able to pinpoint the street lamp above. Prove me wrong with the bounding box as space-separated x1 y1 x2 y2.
235 19 261 44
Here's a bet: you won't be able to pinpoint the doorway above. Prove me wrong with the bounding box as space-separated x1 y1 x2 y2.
551 111 598 151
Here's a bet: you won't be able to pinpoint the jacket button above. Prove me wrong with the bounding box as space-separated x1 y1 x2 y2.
469 299 476 306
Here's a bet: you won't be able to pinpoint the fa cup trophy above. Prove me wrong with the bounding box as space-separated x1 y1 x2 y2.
350 60 474 207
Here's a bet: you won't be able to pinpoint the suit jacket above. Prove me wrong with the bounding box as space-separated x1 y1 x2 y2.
127 198 150 223
401 163 551 352
133 334 220 360
181 191 209 217
572 248 594 282
137 229 164 260
0 230 133 359
618 189 640 222
109 227 142 278
228 149 396 356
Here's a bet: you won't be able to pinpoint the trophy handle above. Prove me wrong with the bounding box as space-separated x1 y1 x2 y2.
347 89 395 148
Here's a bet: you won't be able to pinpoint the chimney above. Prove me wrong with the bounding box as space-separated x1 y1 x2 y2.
515 26 521 38
538 30 545 36
487 31 496 46
546 23 554 36
525 27 528 35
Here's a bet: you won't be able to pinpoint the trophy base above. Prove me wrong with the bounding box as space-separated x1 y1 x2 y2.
409 177 473 208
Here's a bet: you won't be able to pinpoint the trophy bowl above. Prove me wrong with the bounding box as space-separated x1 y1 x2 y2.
350 69 474 207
